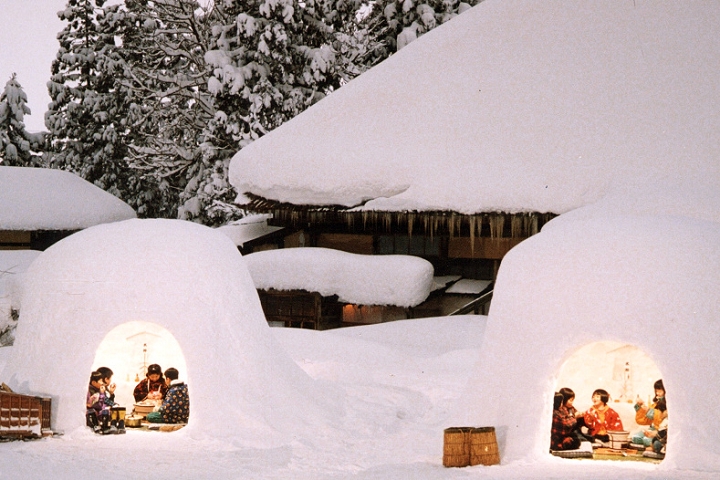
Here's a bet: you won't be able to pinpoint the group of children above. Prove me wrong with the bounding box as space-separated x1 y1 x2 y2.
551 379 667 456
86 363 190 434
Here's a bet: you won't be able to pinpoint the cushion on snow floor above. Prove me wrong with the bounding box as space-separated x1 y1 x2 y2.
550 441 593 458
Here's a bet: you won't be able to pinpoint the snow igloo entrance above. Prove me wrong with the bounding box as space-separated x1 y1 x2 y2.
552 341 665 462
90 321 188 429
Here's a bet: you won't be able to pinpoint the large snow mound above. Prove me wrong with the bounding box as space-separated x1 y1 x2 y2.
244 247 434 307
229 1 720 214
456 212 720 471
0 166 136 230
1 219 339 442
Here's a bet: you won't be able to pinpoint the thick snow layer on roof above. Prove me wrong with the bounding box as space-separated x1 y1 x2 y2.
244 247 434 307
229 1 720 214
216 214 284 247
0 166 136 230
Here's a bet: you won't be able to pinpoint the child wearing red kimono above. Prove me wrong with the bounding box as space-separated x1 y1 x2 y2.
583 388 623 444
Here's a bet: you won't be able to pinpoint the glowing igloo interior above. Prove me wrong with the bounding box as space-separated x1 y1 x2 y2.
91 321 188 409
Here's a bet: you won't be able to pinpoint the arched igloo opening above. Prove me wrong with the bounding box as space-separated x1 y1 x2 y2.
91 321 188 416
551 341 665 461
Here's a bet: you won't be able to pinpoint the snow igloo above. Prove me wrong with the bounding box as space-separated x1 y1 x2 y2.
455 207 720 471
1 219 338 441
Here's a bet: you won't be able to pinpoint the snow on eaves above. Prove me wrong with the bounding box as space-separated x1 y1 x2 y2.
229 1 720 215
216 214 284 247
0 167 136 230
244 247 434 307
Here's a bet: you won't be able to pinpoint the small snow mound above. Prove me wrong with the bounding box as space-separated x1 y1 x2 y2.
245 247 434 307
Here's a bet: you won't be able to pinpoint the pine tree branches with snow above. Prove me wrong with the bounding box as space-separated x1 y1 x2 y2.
366 0 480 54
118 0 245 225
0 74 45 167
45 0 170 217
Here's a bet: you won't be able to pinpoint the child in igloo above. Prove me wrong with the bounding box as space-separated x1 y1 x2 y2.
631 379 668 453
133 363 168 402
583 389 623 446
551 392 581 450
631 379 667 449
146 368 189 425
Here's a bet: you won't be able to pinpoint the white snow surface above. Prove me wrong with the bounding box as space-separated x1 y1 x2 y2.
0 167 136 230
244 247 434 307
229 0 720 214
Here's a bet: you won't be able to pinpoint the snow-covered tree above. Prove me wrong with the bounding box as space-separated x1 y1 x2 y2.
205 0 366 148
365 0 480 56
45 0 169 217
0 74 44 167
116 0 244 225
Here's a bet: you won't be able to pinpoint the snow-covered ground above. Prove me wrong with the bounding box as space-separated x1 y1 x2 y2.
1 317 713 479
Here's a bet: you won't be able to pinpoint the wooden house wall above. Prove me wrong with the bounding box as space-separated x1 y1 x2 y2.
258 289 343 330
448 237 525 260
0 230 74 251
316 233 374 254
0 231 31 250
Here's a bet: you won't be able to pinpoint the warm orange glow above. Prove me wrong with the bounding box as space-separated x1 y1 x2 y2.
92 321 187 408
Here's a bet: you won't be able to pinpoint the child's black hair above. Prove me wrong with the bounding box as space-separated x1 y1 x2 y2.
96 366 113 381
89 371 103 384
592 388 610 405
653 379 665 402
164 368 179 381
559 387 575 406
656 397 667 413
553 392 564 410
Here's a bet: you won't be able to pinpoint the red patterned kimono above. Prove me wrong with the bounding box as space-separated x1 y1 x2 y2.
584 405 623 437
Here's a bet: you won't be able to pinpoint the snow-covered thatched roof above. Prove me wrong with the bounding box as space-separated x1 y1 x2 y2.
229 1 720 215
0 166 136 230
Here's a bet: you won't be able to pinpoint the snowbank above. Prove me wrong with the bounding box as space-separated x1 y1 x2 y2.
0 250 40 343
229 1 720 215
1 219 340 443
0 166 136 230
244 247 434 307
455 212 720 471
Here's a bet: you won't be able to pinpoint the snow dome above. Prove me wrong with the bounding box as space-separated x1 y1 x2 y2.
455 210 720 471
1 219 339 441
